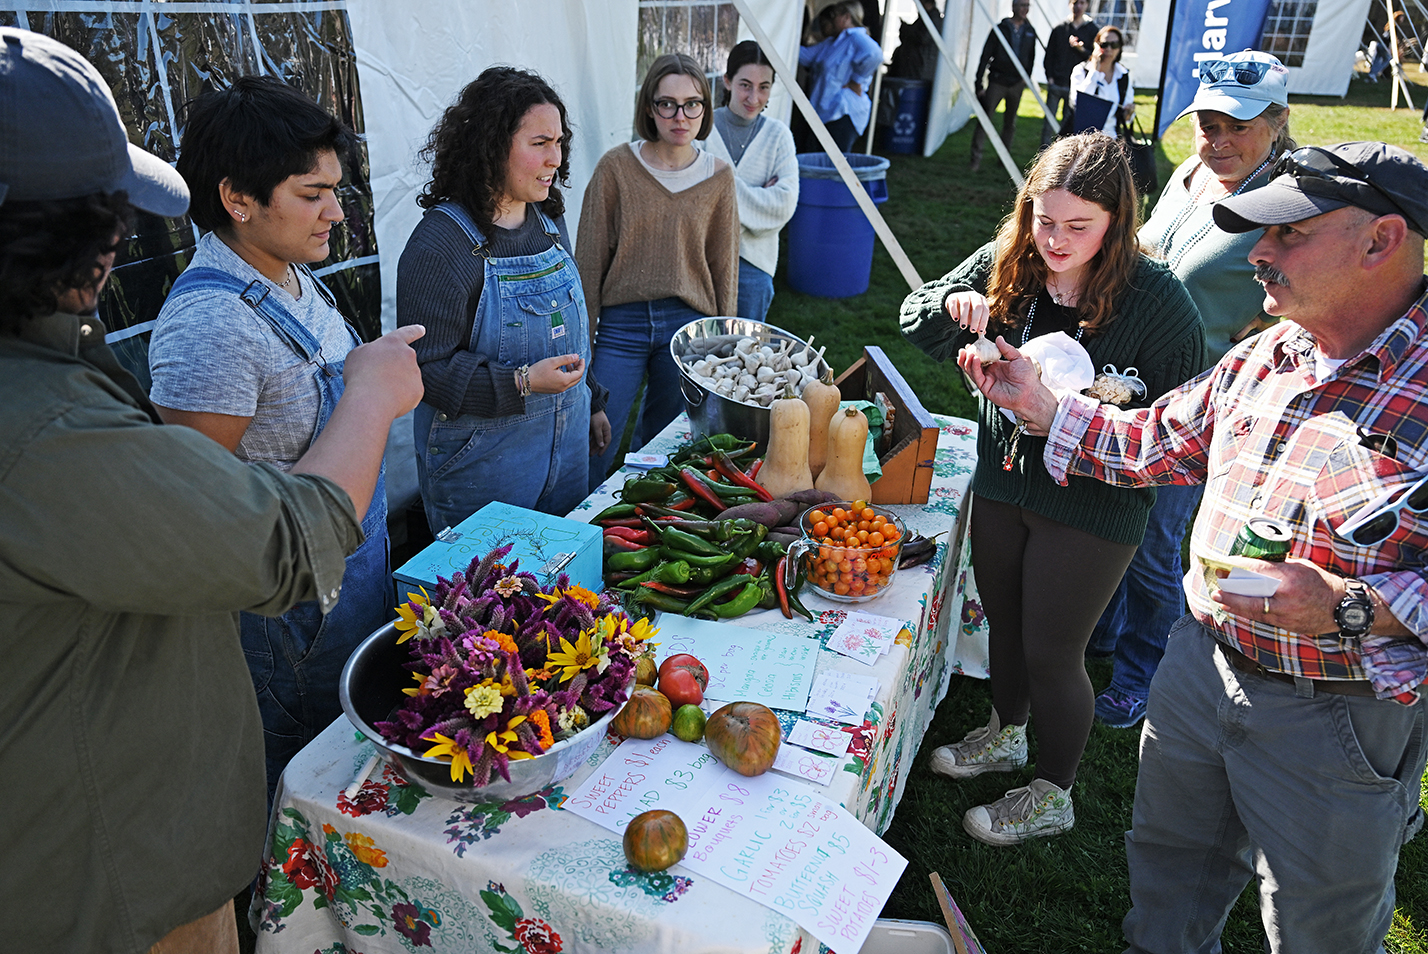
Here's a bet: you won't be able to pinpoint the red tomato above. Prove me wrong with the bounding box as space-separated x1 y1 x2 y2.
659 668 704 708
658 653 709 691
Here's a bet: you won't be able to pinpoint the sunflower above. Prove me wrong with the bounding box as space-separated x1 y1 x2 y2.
422 732 476 782
486 715 535 760
545 628 609 683
395 587 446 644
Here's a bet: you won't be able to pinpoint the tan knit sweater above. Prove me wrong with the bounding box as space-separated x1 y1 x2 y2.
575 144 740 328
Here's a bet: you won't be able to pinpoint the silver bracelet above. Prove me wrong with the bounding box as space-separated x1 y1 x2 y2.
517 364 533 397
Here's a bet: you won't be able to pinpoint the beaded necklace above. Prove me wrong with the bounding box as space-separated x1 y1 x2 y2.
1005 296 1084 470
1154 154 1275 270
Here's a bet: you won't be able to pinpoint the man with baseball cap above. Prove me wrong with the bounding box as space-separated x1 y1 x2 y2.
957 140 1428 952
0 27 425 953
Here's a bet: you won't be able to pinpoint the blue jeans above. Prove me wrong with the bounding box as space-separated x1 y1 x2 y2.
737 259 775 322
589 297 701 491
1089 483 1202 698
1124 617 1427 953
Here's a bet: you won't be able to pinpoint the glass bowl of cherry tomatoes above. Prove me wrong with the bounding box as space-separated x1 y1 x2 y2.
785 500 905 603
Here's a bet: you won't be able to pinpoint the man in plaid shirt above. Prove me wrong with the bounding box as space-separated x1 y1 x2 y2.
959 141 1428 953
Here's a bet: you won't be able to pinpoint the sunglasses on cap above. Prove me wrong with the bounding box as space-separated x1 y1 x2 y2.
1334 473 1428 546
1199 59 1273 86
1272 145 1426 234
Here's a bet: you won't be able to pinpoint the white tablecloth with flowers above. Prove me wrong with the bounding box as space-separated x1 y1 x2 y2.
251 414 987 954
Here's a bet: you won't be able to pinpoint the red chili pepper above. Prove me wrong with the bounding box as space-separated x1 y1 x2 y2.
599 516 645 528
603 535 644 553
679 467 726 512
774 555 792 619
736 556 763 577
749 458 764 480
714 450 774 502
639 580 707 598
603 526 654 543
668 496 698 511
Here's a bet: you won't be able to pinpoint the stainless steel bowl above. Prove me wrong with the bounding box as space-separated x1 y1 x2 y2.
670 317 831 452
339 621 621 802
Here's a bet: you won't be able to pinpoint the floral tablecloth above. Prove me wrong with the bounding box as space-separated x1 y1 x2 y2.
251 414 987 954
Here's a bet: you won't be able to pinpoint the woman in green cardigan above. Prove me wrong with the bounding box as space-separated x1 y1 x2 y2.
900 133 1205 846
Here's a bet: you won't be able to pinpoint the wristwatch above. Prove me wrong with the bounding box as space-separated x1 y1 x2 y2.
1334 578 1376 639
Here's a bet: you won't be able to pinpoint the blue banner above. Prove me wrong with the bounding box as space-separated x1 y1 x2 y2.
1156 0 1272 137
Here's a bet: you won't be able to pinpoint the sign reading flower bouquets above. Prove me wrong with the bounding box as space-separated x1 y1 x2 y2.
376 544 655 787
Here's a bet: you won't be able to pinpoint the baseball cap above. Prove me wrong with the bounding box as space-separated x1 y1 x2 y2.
1174 49 1289 123
1213 142 1428 236
0 27 187 216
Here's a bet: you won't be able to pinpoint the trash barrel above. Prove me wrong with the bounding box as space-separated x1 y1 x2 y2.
786 153 891 299
880 78 931 154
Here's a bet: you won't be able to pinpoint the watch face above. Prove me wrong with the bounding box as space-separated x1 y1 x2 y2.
1339 603 1373 630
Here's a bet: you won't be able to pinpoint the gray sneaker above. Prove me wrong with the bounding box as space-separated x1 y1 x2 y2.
929 712 1028 779
963 778 1075 846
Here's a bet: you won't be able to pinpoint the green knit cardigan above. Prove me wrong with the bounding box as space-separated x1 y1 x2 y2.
900 243 1207 545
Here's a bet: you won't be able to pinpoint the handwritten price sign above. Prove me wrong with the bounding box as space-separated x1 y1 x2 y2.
654 617 818 710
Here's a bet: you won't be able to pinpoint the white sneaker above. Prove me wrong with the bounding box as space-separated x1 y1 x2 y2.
963 778 1075 846
929 711 1028 779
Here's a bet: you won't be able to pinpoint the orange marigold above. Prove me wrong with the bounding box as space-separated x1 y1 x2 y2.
528 708 554 748
485 629 519 655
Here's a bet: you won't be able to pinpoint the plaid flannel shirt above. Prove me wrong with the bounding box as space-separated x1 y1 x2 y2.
1045 282 1428 702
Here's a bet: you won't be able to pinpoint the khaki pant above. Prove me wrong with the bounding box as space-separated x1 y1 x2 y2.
147 899 238 954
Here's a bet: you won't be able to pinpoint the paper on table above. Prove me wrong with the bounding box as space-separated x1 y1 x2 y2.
655 616 819 711
826 612 905 666
806 670 879 725
787 718 853 756
772 743 838 786
563 734 907 954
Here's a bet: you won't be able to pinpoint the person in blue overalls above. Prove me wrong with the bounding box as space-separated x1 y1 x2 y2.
398 67 608 535
149 77 392 802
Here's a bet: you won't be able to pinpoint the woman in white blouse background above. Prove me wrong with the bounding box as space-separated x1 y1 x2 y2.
1069 26 1134 136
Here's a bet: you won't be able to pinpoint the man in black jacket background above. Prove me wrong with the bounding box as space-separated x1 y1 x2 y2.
971 0 1037 171
1042 0 1098 145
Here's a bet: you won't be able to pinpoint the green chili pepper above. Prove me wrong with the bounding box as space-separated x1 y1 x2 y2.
726 524 770 561
711 581 765 618
606 547 660 572
684 573 755 616
616 560 692 589
659 546 736 568
589 502 639 522
633 589 692 614
787 566 815 622
660 525 726 557
755 540 789 562
620 477 678 504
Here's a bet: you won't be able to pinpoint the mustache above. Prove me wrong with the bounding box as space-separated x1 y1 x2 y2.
1254 264 1290 287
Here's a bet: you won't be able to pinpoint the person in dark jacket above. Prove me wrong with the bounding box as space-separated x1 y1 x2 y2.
971 0 1037 171
1042 0 1098 145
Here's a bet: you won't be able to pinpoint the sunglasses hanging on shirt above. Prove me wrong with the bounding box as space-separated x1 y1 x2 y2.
1334 473 1428 546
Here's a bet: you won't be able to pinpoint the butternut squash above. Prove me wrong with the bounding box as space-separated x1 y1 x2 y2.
815 407 872 502
801 371 842 481
756 392 814 498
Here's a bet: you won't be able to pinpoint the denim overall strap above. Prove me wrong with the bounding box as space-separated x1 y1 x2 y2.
169 266 328 363
415 203 591 531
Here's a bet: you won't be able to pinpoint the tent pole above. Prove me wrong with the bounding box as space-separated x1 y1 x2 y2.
865 0 898 154
1152 0 1178 137
731 0 925 291
969 0 1056 125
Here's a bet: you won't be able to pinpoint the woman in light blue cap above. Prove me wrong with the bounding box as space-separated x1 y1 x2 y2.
1089 49 1296 732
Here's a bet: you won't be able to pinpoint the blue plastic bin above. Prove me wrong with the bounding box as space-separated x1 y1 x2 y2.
882 78 930 154
786 153 891 299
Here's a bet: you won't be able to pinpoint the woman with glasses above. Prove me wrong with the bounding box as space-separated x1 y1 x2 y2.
397 67 606 536
799 0 884 152
899 133 1205 845
578 53 739 490
703 40 799 321
1068 26 1134 136
148 77 389 802
1086 49 1293 732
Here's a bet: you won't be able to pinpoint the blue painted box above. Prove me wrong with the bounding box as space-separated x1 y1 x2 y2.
393 501 602 601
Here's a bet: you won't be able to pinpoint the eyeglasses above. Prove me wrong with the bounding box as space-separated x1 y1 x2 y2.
653 98 705 120
1199 59 1273 86
1334 473 1428 546
1273 145 1426 235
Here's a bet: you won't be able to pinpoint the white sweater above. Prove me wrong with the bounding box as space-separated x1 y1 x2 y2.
701 116 800 277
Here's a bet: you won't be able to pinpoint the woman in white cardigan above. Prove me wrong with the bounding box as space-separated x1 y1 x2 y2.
1069 26 1134 136
702 40 799 320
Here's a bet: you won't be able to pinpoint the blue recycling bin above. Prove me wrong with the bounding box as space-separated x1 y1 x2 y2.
881 78 930 154
786 153 891 299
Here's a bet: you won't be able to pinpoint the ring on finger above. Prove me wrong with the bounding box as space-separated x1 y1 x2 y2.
1263 597 1271 614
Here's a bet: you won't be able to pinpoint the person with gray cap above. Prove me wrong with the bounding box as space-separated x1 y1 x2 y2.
0 26 425 954
955 140 1428 952
1087 49 1295 733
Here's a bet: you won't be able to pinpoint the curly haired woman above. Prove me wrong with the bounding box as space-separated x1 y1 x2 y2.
398 66 608 532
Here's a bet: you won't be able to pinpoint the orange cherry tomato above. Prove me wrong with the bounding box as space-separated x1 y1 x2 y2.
833 580 851 596
868 531 885 547
813 520 830 537
832 507 848 522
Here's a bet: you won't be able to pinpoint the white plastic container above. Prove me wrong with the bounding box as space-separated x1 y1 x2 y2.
857 918 957 954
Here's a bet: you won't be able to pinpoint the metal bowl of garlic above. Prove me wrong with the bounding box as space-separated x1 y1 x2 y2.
670 318 833 453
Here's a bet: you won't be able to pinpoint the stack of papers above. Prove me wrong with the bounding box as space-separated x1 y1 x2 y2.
825 611 907 666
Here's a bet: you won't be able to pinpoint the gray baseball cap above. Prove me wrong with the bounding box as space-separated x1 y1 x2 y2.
1213 142 1428 236
0 27 188 216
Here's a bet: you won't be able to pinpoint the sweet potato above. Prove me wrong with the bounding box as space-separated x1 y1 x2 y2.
780 488 842 506
716 498 801 527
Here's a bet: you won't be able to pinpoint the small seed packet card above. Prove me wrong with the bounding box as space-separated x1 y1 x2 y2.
624 452 668 470
787 718 852 756
772 743 838 785
805 670 879 725
826 611 904 665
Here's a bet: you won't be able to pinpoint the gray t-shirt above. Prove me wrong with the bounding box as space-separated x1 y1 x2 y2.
149 232 355 471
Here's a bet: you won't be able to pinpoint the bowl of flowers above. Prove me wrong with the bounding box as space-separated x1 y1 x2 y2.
339 544 655 802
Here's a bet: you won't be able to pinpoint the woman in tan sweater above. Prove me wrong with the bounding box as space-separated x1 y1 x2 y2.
577 52 739 491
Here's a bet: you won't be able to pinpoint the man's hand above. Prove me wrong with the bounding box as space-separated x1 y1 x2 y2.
590 410 612 456
1211 559 1409 638
955 336 1059 434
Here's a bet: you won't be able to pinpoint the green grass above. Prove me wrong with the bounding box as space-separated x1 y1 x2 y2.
764 76 1428 952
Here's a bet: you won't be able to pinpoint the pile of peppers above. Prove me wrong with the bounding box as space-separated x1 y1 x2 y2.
593 434 813 622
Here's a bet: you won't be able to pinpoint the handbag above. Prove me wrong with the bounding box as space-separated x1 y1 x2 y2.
1118 115 1159 199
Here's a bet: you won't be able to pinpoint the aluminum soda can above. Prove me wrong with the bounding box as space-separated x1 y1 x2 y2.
1229 517 1292 562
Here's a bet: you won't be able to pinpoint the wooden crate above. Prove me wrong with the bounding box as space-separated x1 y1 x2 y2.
833 346 938 504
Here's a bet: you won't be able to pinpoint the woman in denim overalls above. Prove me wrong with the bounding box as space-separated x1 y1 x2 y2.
148 78 390 802
398 68 608 535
